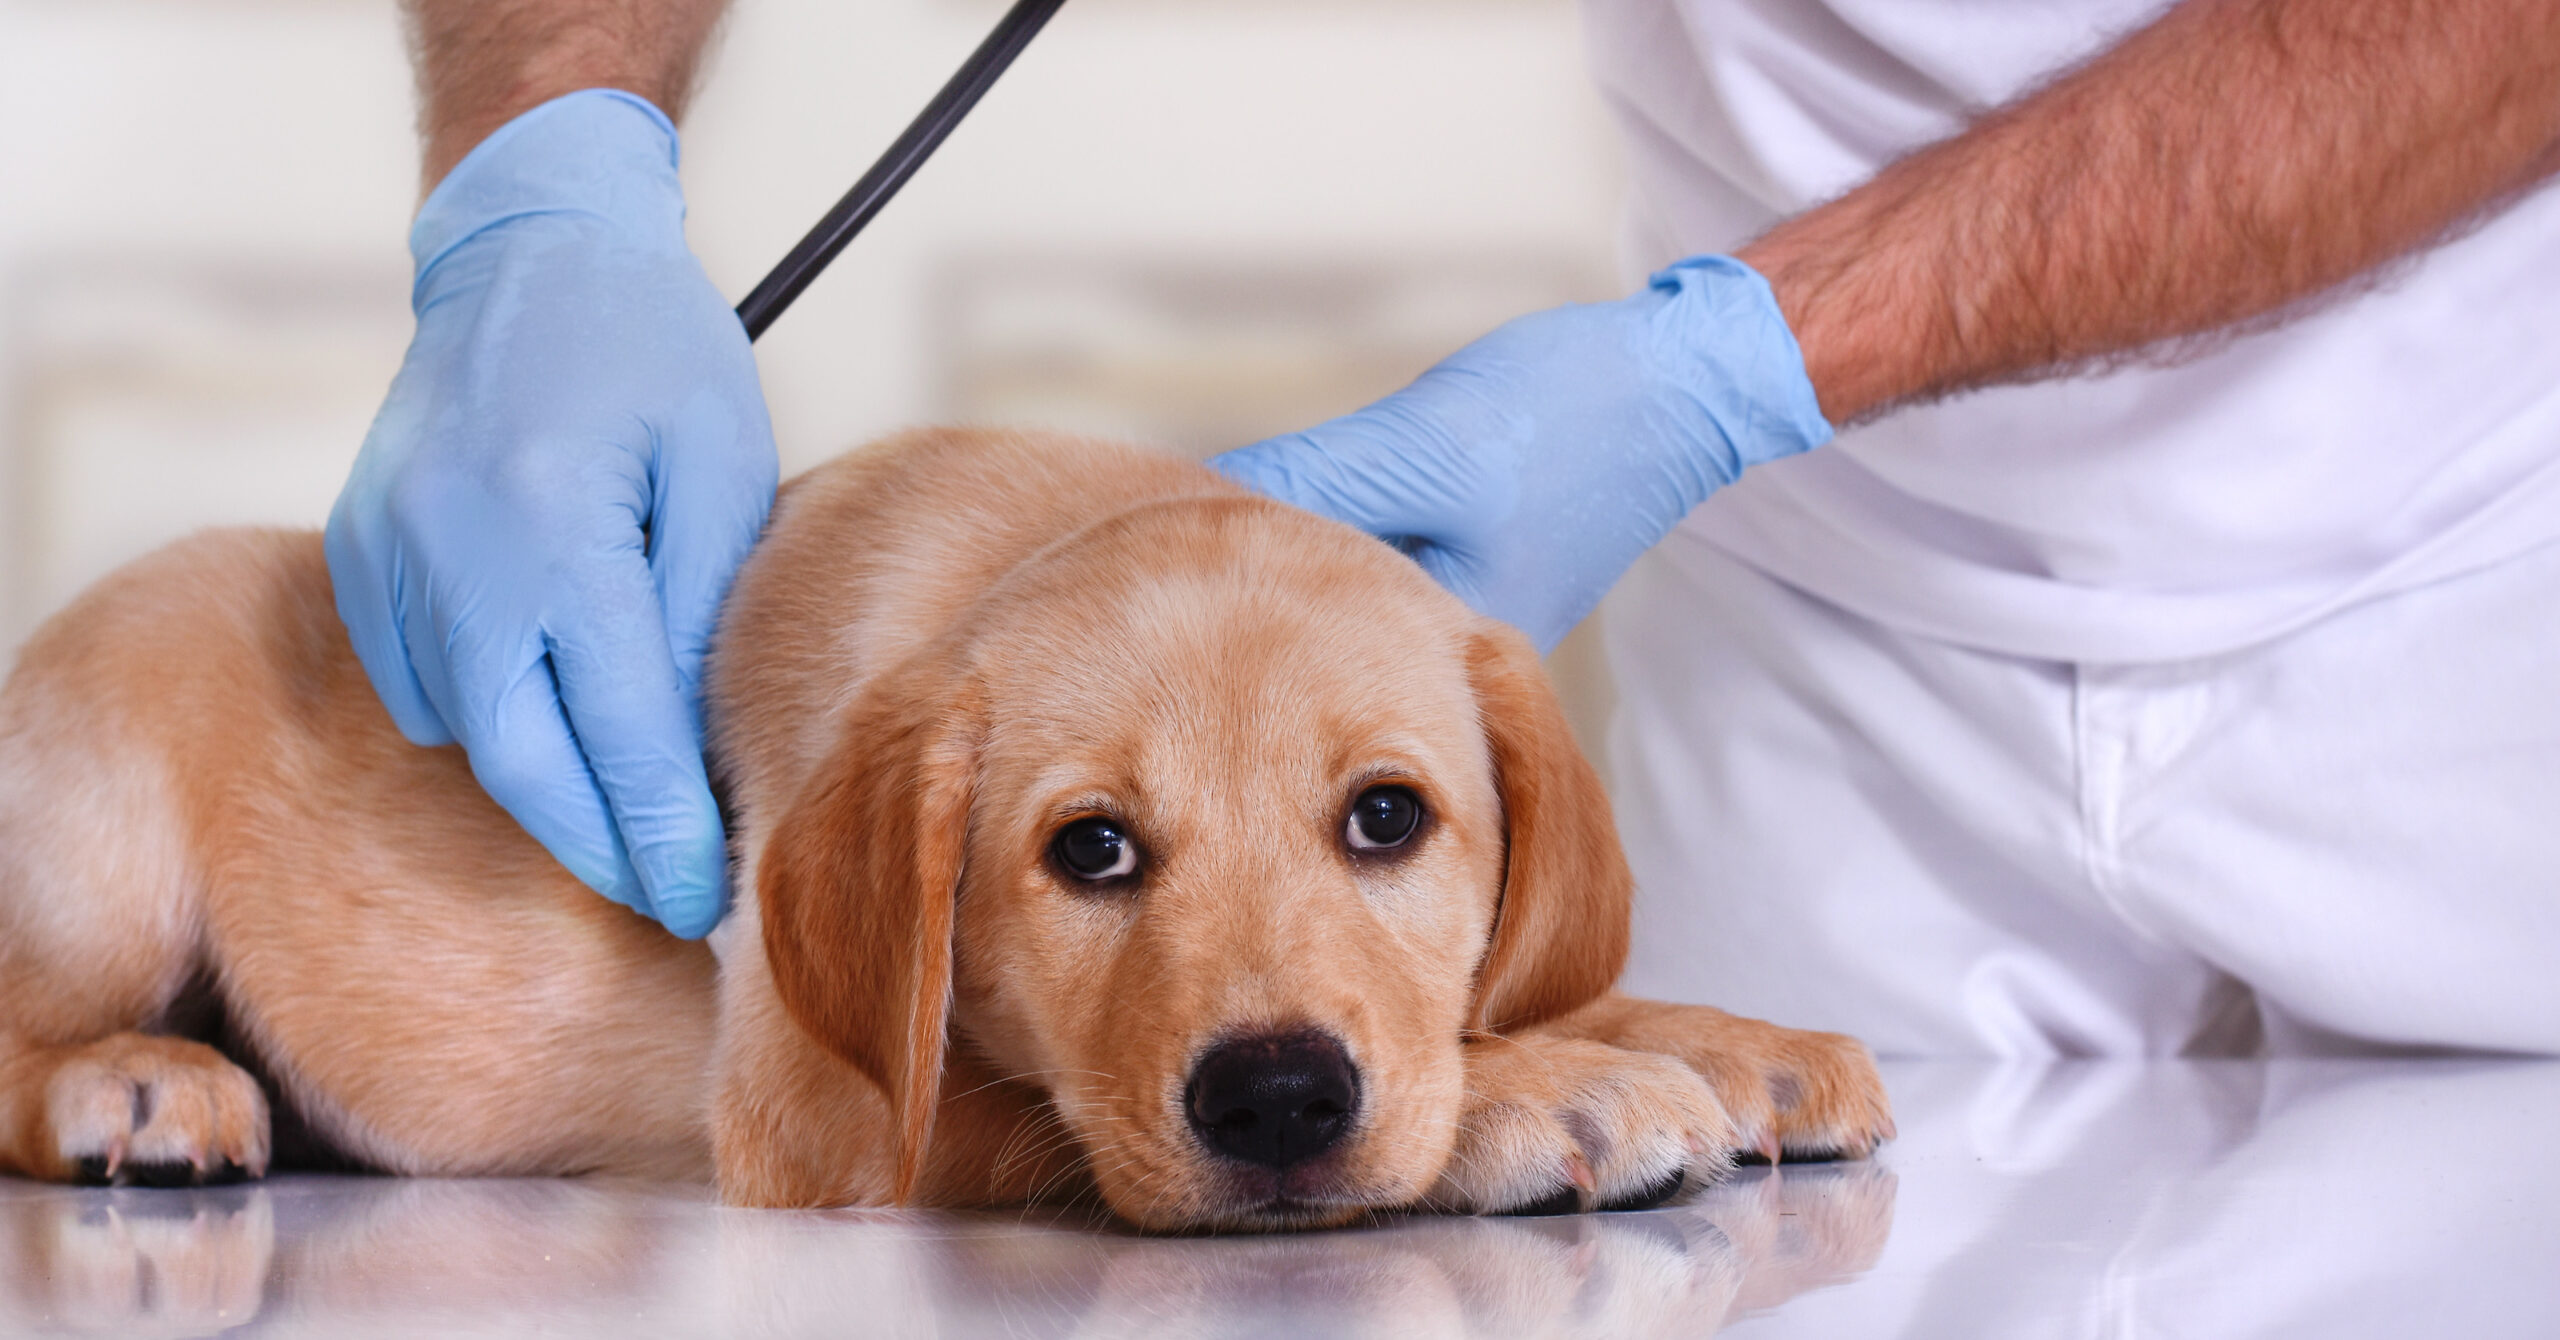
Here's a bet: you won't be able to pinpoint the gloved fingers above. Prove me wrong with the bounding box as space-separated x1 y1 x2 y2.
323 513 456 749
1210 403 1502 543
545 550 731 940
648 390 779 701
1227 433 1549 643
1206 432 1376 523
458 650 647 916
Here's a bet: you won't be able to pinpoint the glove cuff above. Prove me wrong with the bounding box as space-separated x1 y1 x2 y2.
1648 255 1836 473
409 89 689 293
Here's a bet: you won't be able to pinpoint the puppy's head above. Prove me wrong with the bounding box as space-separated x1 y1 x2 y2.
759 496 1627 1230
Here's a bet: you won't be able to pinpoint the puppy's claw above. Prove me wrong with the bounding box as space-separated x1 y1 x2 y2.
1564 1149 1598 1197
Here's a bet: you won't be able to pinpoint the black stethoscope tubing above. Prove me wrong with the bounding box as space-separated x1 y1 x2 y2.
735 0 1068 341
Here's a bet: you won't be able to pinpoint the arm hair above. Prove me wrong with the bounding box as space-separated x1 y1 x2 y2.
402 0 733 189
1739 0 2560 423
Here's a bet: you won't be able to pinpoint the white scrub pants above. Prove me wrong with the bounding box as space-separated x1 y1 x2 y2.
1603 528 2560 1058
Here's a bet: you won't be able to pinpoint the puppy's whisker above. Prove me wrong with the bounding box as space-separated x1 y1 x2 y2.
945 1066 1108 1103
1034 1145 1133 1206
989 1118 1082 1182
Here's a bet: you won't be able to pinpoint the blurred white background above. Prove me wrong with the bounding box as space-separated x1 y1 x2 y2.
0 0 1628 714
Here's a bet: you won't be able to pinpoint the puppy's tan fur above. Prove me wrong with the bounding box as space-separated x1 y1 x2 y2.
0 430 1889 1229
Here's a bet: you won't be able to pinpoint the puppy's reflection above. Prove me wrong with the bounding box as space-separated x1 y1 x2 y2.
1 1177 692 1336
0 1185 272 1338
1713 1161 1899 1316
267 1177 671 1312
914 1162 1898 1339
0 1159 1894 1337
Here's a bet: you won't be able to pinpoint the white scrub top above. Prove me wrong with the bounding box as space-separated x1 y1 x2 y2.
1584 0 2560 663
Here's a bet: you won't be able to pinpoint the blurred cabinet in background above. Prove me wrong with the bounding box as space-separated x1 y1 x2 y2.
3 259 407 642
938 251 1600 453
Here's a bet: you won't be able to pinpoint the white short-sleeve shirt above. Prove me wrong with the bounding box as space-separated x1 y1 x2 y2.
1584 0 2560 662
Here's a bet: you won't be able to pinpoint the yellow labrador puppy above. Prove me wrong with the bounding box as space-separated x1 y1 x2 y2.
0 430 1890 1230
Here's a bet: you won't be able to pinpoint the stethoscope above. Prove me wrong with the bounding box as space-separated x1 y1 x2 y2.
735 0 1067 341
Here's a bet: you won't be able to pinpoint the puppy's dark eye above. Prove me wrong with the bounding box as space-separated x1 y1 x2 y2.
1052 817 1139 881
1346 785 1423 851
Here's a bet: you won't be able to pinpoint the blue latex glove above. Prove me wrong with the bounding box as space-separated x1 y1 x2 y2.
1209 256 1832 652
327 90 777 938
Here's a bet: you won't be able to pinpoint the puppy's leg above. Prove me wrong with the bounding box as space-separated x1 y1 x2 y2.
0 640 259 1184
0 835 270 1185
3 1034 270 1185
1426 1034 1741 1216
1532 994 1895 1163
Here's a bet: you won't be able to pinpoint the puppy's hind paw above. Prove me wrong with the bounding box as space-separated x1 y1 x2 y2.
40 1035 271 1187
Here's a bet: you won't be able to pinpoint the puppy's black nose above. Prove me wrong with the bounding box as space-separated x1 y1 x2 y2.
1186 1031 1359 1169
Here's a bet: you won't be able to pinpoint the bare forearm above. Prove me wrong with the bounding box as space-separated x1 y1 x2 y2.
1740 0 2560 424
403 0 732 188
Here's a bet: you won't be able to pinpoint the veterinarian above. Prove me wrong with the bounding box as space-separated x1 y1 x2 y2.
332 0 2560 1057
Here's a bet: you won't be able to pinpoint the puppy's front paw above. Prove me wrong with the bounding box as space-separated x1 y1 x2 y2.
38 1035 270 1186
1547 998 1894 1164
1425 1036 1739 1216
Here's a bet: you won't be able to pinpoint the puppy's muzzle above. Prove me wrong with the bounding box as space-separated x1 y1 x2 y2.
1185 1032 1359 1170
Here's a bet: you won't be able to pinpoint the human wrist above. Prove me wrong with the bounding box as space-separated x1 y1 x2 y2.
1646 254 1835 484
1737 201 1943 426
410 88 690 290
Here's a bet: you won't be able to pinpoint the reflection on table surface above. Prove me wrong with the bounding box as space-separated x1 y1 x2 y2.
2 1060 2554 1337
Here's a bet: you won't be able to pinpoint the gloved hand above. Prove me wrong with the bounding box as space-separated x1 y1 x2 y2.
327 90 777 938
1209 256 1832 652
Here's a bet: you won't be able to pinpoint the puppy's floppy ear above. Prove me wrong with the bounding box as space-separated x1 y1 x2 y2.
1464 623 1632 1033
758 656 980 1205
